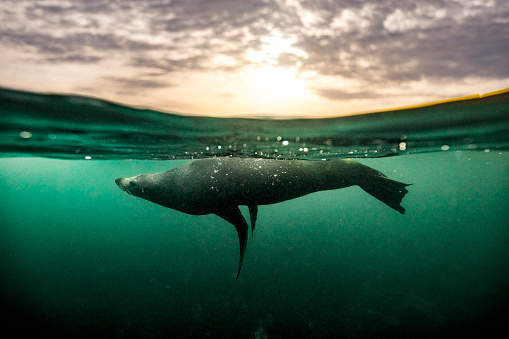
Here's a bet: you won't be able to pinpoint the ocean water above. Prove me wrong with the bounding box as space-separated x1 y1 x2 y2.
1 87 508 338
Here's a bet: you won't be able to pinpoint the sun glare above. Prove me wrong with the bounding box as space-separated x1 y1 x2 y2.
246 29 307 65
243 65 317 106
262 33 298 60
247 66 296 95
243 29 314 102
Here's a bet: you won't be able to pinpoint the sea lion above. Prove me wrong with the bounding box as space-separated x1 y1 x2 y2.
115 158 410 279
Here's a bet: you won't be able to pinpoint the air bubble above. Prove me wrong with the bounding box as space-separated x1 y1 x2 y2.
19 131 32 139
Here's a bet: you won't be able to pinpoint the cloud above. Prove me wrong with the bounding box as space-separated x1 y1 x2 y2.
296 0 509 82
314 88 384 101
104 76 172 89
1 0 508 103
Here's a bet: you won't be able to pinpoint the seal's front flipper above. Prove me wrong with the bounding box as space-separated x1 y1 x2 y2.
214 206 249 280
359 176 411 214
248 205 258 237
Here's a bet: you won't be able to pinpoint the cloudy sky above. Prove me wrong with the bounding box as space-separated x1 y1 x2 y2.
1 0 508 117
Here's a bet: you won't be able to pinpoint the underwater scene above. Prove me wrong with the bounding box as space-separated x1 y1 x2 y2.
1 87 509 338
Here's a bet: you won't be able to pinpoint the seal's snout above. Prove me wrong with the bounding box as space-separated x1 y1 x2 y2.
115 177 133 195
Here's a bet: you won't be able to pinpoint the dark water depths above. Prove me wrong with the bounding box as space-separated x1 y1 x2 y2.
1 87 509 338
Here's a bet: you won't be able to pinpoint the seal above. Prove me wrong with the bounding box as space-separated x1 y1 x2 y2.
115 158 410 279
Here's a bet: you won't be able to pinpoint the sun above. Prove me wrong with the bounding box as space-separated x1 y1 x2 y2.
241 29 315 102
246 65 302 98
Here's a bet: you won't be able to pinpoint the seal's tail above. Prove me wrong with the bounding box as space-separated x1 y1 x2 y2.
358 174 411 214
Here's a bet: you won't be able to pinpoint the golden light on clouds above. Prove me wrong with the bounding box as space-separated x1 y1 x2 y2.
0 1 507 117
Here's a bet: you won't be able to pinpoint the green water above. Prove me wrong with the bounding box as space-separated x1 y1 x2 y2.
1 88 509 337
1 87 508 160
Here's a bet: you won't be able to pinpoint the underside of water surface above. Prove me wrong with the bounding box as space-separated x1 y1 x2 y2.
1 86 508 160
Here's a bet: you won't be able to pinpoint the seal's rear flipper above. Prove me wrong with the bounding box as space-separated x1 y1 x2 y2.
214 206 249 280
359 176 411 214
248 205 258 237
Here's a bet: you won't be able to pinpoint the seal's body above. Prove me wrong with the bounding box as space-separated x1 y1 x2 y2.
116 158 410 278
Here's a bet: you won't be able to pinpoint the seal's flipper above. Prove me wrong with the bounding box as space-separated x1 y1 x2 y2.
214 206 249 280
359 176 411 214
248 205 258 237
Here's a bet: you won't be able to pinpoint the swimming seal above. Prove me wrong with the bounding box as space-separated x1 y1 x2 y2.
115 158 410 279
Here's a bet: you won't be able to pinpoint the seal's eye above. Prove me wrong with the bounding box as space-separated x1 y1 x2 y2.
129 181 136 188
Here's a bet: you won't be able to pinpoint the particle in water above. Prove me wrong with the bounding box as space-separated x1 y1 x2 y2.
19 131 32 139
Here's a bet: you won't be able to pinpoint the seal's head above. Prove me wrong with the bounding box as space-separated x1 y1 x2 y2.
115 175 152 198
115 173 178 210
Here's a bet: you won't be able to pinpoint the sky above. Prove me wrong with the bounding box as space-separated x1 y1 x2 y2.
0 0 508 117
